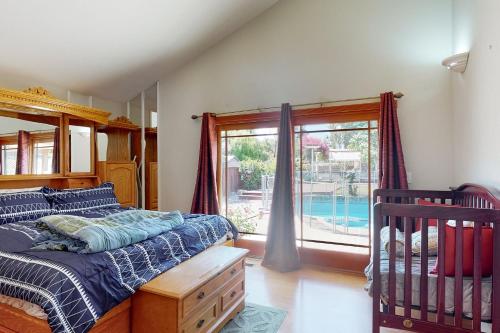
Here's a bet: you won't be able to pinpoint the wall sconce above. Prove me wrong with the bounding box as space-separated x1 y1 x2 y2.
442 52 469 73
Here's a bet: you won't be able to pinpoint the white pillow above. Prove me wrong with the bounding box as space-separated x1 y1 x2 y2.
380 226 405 257
412 226 438 256
447 220 474 227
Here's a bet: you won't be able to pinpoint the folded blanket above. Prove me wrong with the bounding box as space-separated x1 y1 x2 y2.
33 210 184 253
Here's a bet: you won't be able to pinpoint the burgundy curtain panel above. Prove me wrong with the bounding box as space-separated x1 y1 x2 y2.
52 127 60 173
378 91 408 190
191 113 220 215
16 130 30 175
262 103 301 272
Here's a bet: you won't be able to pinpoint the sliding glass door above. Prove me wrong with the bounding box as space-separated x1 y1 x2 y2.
220 128 278 235
218 112 378 251
295 121 378 249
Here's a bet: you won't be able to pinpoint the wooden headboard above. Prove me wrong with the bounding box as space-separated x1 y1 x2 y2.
373 183 500 210
0 86 111 190
452 183 500 209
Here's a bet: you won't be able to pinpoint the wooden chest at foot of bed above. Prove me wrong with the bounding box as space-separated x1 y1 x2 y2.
131 246 249 333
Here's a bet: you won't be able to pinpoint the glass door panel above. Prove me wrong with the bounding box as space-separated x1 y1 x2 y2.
220 129 278 235
296 121 377 248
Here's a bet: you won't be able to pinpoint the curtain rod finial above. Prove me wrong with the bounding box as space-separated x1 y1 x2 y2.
191 115 200 120
394 92 404 99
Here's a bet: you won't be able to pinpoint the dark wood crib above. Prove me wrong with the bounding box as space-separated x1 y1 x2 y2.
372 183 500 333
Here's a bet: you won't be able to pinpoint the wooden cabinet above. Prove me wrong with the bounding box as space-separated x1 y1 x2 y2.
131 246 248 333
98 161 137 207
146 162 158 210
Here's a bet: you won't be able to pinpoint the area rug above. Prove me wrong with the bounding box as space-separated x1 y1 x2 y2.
220 303 287 333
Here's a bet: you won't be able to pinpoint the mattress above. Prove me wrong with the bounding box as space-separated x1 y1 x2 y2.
365 250 492 321
0 209 237 333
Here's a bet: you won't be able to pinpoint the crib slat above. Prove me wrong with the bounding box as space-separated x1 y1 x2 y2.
420 218 429 321
388 216 396 315
404 217 412 318
373 205 382 333
473 221 482 331
437 219 446 324
491 225 500 333
455 220 464 328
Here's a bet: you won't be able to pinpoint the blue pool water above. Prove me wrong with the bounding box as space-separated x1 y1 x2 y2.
300 195 369 228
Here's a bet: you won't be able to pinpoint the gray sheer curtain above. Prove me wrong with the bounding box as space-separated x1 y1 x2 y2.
262 103 300 272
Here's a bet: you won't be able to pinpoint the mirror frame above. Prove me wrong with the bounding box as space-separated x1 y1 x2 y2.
0 86 110 185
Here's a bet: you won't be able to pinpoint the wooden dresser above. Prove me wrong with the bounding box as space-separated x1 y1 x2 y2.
97 161 137 207
132 246 248 333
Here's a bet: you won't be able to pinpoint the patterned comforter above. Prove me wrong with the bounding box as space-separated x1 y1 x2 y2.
0 210 237 333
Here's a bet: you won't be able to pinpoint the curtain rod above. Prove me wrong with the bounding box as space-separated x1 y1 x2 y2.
191 92 404 120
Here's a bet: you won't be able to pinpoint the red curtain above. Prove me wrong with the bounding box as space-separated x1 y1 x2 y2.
52 127 60 173
191 113 220 215
16 130 30 175
378 92 408 190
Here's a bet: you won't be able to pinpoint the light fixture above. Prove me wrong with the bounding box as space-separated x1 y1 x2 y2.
442 52 469 73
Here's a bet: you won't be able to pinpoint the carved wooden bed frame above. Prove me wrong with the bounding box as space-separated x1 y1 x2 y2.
0 86 238 332
0 299 131 333
372 183 500 333
0 86 134 333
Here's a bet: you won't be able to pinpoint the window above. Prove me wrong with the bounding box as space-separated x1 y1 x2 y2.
220 128 278 234
33 140 54 174
1 144 17 175
218 103 379 251
295 121 378 249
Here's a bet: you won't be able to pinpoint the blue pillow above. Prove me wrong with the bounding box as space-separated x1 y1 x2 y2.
42 182 121 213
0 190 53 225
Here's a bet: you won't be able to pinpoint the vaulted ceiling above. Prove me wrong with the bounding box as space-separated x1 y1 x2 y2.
0 0 278 101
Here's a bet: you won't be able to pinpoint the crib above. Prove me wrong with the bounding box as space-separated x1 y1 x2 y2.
371 183 500 333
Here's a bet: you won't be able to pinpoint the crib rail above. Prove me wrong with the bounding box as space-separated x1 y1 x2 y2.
374 184 500 209
373 203 500 333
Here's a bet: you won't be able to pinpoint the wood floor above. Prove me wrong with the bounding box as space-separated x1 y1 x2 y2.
244 257 402 333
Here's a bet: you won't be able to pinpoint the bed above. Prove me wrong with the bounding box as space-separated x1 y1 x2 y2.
368 183 500 333
0 184 238 333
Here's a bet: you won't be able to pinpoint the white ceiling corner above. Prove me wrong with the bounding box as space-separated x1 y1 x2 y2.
0 0 279 102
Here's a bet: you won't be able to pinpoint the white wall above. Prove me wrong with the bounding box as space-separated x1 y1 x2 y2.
158 0 455 211
0 72 126 118
451 0 500 189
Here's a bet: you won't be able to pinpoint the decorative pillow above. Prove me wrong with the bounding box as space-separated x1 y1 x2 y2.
380 226 405 257
412 226 438 256
431 225 493 277
416 199 460 231
0 190 53 225
43 182 120 213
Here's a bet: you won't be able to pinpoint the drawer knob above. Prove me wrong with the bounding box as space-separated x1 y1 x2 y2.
197 291 205 300
230 268 237 275
230 291 237 298
197 319 205 328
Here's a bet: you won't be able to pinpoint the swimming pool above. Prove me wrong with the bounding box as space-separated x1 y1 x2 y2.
299 195 369 228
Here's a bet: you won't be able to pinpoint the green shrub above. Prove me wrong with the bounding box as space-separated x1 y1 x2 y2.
227 206 258 233
239 159 275 191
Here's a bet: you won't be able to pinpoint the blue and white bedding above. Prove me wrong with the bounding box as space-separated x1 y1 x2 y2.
0 208 237 333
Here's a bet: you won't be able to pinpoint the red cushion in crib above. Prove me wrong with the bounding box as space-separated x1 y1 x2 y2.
431 225 493 277
415 199 460 231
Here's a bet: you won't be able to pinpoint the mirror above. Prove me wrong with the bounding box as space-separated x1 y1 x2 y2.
69 120 93 173
0 114 60 176
97 132 108 162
